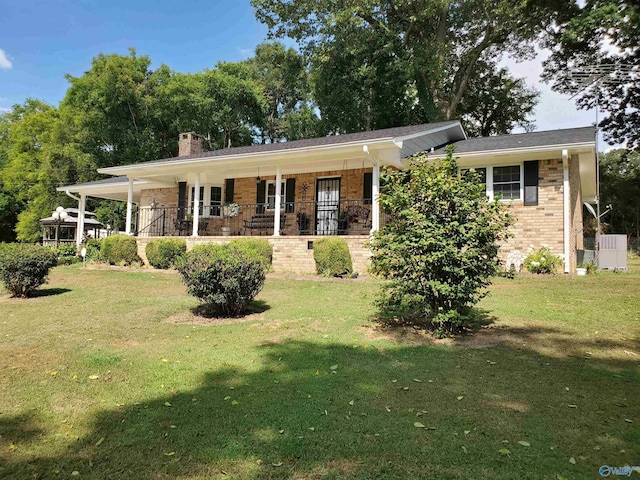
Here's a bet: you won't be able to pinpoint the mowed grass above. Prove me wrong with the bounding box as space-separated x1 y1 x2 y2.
0 261 638 480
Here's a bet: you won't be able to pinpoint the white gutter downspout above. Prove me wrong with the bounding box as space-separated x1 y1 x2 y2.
562 149 571 274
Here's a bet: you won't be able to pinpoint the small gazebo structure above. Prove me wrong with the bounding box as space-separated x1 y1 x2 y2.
40 208 104 247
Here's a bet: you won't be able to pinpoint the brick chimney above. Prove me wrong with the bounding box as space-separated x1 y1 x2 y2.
178 132 203 157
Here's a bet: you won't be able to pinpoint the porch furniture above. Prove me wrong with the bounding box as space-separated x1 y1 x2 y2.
506 250 525 272
174 219 209 236
242 214 287 235
344 205 371 229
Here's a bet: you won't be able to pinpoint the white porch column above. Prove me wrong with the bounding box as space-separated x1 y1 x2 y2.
192 174 200 237
371 161 380 234
76 194 86 247
562 149 570 274
125 177 134 235
273 166 282 236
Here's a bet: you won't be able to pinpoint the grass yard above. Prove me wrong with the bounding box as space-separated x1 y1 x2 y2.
0 261 639 479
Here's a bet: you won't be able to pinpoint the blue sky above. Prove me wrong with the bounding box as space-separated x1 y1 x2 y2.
0 0 269 110
0 0 602 144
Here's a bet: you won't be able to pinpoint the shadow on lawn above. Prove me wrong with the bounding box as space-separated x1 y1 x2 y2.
1 334 638 479
30 287 72 298
191 300 271 319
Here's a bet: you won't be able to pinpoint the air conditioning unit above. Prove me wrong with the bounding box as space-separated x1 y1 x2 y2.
598 234 627 271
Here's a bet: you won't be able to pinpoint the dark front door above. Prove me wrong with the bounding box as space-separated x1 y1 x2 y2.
316 178 340 235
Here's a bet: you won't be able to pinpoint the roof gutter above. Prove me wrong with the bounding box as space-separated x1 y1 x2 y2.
428 141 595 159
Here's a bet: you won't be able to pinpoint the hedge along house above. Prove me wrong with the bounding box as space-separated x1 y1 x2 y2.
57 122 597 273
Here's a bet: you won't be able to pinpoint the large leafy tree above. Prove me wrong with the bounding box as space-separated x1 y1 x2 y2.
252 0 573 133
459 61 540 137
0 100 95 242
599 149 640 237
542 0 640 150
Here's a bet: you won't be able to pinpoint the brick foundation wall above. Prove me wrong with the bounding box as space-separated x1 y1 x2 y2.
136 235 371 274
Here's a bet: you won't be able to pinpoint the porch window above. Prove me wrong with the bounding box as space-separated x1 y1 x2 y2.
265 181 285 210
493 165 521 200
189 185 223 217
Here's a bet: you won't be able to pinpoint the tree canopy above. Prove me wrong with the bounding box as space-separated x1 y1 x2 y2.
252 0 571 133
542 0 640 150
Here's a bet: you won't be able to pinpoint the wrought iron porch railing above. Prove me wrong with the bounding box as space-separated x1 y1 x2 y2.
136 199 389 237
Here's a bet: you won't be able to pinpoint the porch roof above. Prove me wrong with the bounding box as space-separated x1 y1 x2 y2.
58 121 466 199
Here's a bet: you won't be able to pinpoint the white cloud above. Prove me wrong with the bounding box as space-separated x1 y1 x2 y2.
0 49 12 70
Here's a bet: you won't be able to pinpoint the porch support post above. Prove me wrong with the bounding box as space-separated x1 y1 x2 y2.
192 174 200 237
562 150 570 274
125 177 134 235
76 194 86 247
371 161 380 235
273 166 282 236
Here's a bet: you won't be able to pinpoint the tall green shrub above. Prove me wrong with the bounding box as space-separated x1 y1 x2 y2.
313 237 353 276
101 234 140 266
146 238 186 269
229 238 273 271
524 246 562 274
176 244 266 316
0 243 58 297
370 147 513 334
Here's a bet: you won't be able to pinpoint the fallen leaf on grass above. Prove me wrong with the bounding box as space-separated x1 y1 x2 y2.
164 452 175 456
95 437 105 447
457 396 464 401
464 430 471 435
88 375 99 380
330 365 338 370
624 418 633 423
569 457 576 464
498 448 511 456
462 446 468 454
414 422 425 428
518 441 530 447
349 400 355 406
272 462 283 467
164 402 171 407
413 378 422 383
231 400 239 405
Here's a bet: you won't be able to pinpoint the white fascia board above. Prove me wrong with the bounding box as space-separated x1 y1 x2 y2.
56 179 149 193
428 142 595 160
97 138 402 175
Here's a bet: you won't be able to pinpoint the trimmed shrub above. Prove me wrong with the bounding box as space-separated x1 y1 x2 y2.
100 234 140 266
313 237 353 277
229 238 273 271
84 238 102 262
524 246 562 274
146 238 186 269
55 243 79 265
0 243 58 297
176 244 266 316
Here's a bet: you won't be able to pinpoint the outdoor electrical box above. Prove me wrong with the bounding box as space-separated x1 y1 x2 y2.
598 234 628 271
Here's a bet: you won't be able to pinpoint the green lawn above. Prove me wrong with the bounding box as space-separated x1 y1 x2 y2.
0 261 638 479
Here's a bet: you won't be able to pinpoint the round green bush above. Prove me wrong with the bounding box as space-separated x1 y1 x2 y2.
177 244 266 316
146 238 186 269
84 238 102 262
524 246 562 274
0 243 58 297
228 238 273 271
313 237 353 277
55 242 79 265
100 234 141 266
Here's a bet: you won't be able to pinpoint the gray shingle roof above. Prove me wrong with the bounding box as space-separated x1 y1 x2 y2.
431 126 596 156
60 176 129 188
136 121 461 166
